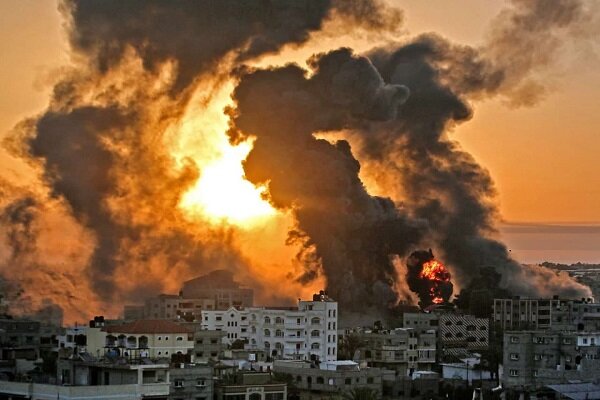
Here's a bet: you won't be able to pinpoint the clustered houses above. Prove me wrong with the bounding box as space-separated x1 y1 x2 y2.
201 291 338 362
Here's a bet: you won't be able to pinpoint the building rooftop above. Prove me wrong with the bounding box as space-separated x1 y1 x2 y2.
104 319 192 334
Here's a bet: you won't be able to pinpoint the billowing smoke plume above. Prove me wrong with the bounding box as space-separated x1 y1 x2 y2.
227 48 423 308
1 0 404 320
1 0 595 320
227 0 594 311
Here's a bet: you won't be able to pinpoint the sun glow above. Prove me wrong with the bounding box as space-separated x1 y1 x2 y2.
170 79 276 227
180 140 275 225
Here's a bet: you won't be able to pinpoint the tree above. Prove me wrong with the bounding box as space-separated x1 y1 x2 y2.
342 387 380 400
338 333 364 361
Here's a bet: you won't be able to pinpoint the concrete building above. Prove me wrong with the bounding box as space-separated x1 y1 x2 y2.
143 294 216 322
214 371 287 400
85 320 195 360
194 329 226 361
0 317 42 376
439 314 489 355
402 312 439 334
273 359 384 399
440 355 493 385
352 327 436 377
502 330 600 392
182 270 254 310
58 324 88 350
493 297 600 331
169 363 213 400
0 380 170 400
202 292 338 362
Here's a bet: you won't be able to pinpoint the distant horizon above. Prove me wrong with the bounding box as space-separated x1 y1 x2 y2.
499 222 600 265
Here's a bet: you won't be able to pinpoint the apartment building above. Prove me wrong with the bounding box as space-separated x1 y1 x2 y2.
169 363 213 400
352 327 436 376
85 320 195 360
201 292 338 362
438 314 489 354
493 297 600 331
502 330 600 391
193 329 226 361
273 359 384 399
182 270 254 310
143 294 216 322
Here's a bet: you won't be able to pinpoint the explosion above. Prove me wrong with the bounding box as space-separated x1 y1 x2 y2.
0 0 595 322
407 250 454 308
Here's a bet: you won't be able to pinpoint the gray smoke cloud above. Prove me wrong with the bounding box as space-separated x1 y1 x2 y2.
2 0 595 320
5 0 402 312
227 0 595 310
227 48 422 308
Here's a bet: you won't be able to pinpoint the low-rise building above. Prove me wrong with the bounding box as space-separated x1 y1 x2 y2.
215 371 287 400
194 329 226 362
352 327 436 377
86 319 195 360
502 330 600 392
169 363 213 400
273 359 384 399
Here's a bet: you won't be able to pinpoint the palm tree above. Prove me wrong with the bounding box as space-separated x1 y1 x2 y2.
342 387 380 400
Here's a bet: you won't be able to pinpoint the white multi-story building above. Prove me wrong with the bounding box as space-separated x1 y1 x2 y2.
201 291 338 362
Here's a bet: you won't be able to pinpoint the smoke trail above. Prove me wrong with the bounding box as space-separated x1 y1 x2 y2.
227 48 424 309
228 0 596 310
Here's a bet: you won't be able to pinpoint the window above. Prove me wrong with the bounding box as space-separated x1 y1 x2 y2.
264 317 271 324
174 379 184 388
176 336 183 341
216 316 222 321
317 377 325 384
275 317 284 324
509 369 519 377
311 330 320 337
311 317 321 325
534 354 542 361
563 338 572 344
510 336 519 343
510 353 519 360
367 377 374 384
275 329 284 337
264 329 271 337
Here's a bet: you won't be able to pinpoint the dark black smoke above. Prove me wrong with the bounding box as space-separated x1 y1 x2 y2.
14 0 403 306
227 0 595 311
227 48 423 309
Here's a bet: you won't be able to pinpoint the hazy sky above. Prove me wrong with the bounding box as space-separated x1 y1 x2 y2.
1 0 599 223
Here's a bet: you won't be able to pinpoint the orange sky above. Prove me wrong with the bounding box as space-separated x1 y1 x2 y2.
1 0 599 223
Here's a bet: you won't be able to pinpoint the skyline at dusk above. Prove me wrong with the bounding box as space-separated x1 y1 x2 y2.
0 0 599 324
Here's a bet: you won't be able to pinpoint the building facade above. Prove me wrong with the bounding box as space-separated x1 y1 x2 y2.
352 328 436 376
201 293 338 362
182 270 254 310
493 297 600 331
273 359 384 399
502 330 600 391
169 363 213 400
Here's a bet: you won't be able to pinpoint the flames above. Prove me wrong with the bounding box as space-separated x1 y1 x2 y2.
419 259 452 304
406 249 454 308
